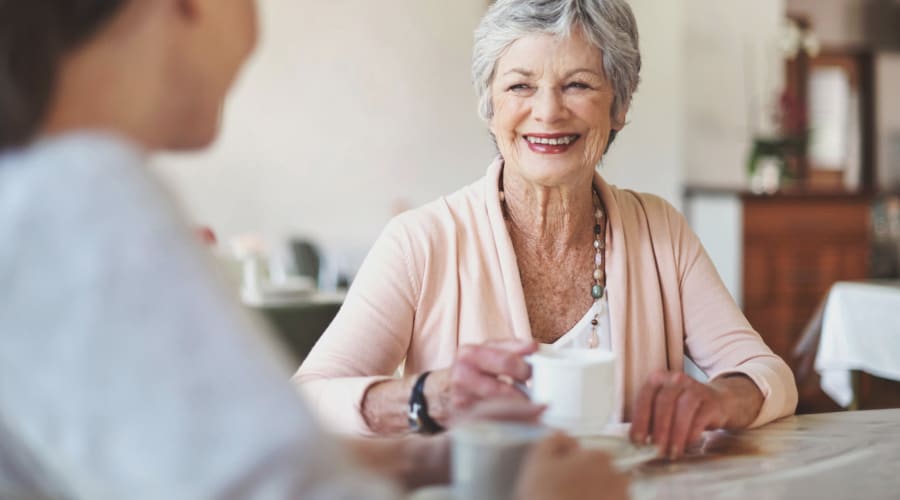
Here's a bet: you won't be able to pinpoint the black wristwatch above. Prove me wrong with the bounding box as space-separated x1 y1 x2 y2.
407 371 446 434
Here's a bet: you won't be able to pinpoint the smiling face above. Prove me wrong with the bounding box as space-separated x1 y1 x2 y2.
489 28 626 188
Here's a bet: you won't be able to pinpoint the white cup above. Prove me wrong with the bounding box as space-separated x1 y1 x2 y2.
452 422 549 500
526 346 617 436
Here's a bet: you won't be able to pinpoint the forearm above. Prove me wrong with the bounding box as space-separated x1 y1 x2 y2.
711 374 765 429
344 435 450 491
362 370 453 435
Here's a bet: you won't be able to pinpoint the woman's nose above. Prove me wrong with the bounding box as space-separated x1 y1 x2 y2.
531 88 566 124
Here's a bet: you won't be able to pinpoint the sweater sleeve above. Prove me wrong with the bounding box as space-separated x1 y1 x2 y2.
0 134 402 500
668 204 798 428
293 216 420 435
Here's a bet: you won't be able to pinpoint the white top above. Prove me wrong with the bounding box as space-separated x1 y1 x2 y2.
0 133 399 500
548 295 613 351
815 280 900 407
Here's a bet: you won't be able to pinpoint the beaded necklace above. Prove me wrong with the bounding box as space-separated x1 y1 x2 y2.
499 171 608 349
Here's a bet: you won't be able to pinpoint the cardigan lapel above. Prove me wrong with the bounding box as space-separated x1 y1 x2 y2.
483 158 534 342
596 175 673 422
594 172 632 421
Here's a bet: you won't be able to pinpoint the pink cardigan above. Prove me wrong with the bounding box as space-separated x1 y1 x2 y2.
293 159 798 435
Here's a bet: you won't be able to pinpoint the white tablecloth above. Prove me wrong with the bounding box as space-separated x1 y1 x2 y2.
815 281 900 407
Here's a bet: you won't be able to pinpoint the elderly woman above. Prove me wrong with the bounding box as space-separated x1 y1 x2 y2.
295 0 797 458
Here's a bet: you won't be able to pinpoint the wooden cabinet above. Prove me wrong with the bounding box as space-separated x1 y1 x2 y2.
686 189 876 412
741 194 872 364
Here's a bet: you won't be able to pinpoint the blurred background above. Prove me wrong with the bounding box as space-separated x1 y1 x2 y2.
152 1 900 411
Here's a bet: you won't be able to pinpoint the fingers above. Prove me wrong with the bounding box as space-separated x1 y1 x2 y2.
450 362 528 409
650 378 685 456
484 338 539 355
690 401 728 439
449 343 533 412
629 371 666 445
459 398 546 424
457 344 531 382
517 434 627 500
631 371 734 460
687 423 706 450
667 394 703 459
606 472 631 500
534 432 579 457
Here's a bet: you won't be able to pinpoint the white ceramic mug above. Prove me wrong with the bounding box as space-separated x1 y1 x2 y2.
526 346 617 436
452 422 549 500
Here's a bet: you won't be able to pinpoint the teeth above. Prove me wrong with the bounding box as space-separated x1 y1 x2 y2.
525 135 578 146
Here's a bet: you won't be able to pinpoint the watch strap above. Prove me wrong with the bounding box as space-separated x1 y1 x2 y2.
407 371 445 434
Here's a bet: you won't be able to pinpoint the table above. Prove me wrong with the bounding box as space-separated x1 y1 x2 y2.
815 280 900 407
626 409 900 499
247 291 344 363
412 410 900 500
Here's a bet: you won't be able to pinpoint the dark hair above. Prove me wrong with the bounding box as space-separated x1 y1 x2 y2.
0 1 126 151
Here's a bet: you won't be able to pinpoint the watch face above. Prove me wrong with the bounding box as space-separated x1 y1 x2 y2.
408 402 423 431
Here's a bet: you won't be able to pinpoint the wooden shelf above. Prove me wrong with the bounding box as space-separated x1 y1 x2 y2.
684 184 876 200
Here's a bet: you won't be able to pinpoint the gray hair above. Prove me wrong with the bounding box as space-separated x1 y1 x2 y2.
473 0 641 130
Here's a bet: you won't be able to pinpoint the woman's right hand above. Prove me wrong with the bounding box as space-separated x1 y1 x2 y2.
428 339 539 424
515 433 629 500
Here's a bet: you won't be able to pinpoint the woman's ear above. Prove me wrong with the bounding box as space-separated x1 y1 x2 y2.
612 103 629 131
487 100 499 138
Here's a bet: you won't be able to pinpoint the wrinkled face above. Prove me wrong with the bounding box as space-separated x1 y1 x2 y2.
168 0 258 149
489 28 625 187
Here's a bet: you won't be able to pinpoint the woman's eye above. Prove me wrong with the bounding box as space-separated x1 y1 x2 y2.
565 81 591 90
507 84 530 92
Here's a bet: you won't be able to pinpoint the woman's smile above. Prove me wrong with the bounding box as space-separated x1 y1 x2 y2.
489 29 620 186
522 133 582 154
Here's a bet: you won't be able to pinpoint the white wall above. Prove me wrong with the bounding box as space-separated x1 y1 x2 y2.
683 0 786 189
685 195 744 304
153 0 755 264
154 0 495 258
602 0 685 208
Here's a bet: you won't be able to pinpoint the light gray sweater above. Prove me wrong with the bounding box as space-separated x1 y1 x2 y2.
0 133 398 500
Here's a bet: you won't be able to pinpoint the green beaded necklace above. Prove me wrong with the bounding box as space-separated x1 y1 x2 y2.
499 171 609 349
588 188 607 349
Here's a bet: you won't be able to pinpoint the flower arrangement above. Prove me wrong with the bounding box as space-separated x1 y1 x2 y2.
746 17 819 193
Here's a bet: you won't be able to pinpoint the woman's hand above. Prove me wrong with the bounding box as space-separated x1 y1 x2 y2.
361 340 540 434
629 371 764 460
515 433 629 500
428 339 539 425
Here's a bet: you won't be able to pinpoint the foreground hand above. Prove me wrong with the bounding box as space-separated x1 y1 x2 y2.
515 433 629 500
344 434 451 491
629 371 731 460
430 339 538 423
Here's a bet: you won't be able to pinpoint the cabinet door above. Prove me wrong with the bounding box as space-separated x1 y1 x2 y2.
742 196 871 364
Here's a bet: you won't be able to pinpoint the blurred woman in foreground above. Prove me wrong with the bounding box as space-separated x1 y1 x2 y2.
0 0 626 499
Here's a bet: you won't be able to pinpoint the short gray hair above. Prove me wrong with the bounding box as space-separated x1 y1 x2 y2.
473 0 641 128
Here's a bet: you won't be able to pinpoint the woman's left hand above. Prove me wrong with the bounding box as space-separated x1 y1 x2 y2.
628 371 763 460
